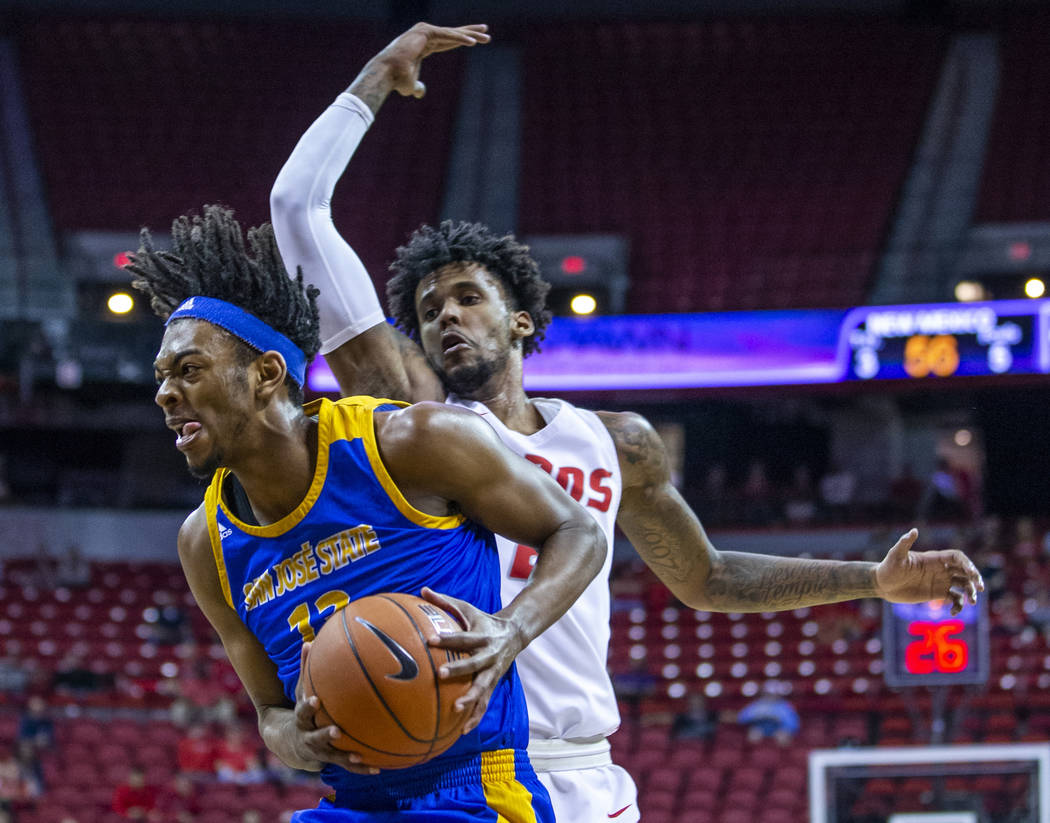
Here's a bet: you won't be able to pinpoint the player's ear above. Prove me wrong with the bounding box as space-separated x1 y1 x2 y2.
254 351 288 403
510 310 535 342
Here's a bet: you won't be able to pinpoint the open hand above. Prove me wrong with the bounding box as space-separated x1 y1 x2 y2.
373 23 490 99
421 586 524 734
874 529 984 615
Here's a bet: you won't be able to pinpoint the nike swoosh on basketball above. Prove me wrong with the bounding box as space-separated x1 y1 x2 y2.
608 805 632 818
355 617 419 681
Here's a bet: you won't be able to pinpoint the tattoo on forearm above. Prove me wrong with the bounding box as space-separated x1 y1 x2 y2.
348 63 392 116
631 517 700 585
603 410 879 612
705 553 877 611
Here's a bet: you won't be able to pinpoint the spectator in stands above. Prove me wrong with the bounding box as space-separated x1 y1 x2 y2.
888 463 922 520
671 692 717 741
783 465 817 526
1014 517 1040 559
143 594 188 646
0 657 29 695
740 459 775 524
54 543 91 588
18 695 54 751
976 541 1008 603
608 559 645 613
992 592 1026 639
819 462 857 522
112 768 157 820
611 656 657 721
736 684 800 745
13 741 43 796
0 743 40 803
919 458 967 521
214 725 265 784
176 723 218 777
702 463 729 524
172 644 238 725
52 653 115 696
155 774 203 822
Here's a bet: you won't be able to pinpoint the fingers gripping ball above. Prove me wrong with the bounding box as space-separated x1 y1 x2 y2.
305 593 472 769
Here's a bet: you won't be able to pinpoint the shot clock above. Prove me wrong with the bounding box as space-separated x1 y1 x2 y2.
882 596 989 687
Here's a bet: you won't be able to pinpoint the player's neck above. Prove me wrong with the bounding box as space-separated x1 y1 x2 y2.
460 386 545 435
451 357 546 434
226 412 317 526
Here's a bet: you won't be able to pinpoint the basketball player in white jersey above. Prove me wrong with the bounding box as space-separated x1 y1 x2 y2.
270 23 984 821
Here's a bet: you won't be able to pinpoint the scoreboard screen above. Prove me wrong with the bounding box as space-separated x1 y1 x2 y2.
882 597 989 688
844 301 1047 382
304 298 1050 393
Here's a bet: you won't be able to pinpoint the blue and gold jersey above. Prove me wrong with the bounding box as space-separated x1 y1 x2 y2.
204 396 529 798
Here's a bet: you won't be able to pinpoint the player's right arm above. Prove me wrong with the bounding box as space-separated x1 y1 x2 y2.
176 505 372 774
270 22 489 402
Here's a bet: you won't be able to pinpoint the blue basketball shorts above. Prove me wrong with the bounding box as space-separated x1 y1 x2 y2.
290 749 555 823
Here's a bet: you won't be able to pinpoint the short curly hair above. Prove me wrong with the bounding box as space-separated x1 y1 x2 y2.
387 221 552 358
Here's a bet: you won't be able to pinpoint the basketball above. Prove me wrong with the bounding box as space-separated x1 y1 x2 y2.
304 592 473 769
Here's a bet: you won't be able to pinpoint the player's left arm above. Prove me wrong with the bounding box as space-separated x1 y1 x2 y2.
375 402 607 731
599 410 984 614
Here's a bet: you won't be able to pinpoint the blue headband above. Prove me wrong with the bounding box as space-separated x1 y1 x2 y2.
166 296 307 388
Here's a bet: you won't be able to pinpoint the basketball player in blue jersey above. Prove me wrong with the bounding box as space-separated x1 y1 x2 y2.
126 203 607 822
270 22 987 822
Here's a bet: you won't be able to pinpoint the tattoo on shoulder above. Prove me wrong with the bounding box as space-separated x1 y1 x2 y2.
599 411 667 474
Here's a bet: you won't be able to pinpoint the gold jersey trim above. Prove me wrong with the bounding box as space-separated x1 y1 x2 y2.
356 399 466 530
212 396 335 539
203 482 235 610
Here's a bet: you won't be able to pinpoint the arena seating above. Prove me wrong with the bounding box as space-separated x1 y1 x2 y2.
15 17 464 279
976 13 1050 222
519 20 945 312
1 523 1046 822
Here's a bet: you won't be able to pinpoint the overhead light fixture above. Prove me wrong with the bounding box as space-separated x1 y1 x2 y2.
570 293 597 315
107 292 135 315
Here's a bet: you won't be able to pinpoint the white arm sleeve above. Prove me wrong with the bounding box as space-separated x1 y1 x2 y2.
270 92 385 355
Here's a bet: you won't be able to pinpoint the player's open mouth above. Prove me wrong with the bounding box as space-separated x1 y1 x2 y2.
174 421 203 450
441 332 469 354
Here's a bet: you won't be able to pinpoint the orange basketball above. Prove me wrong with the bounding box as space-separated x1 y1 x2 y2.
304 592 472 769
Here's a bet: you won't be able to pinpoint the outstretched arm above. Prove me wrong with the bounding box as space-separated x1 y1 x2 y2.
601 411 984 614
270 23 489 401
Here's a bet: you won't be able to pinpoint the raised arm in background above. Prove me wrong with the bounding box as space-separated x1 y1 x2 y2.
270 23 490 402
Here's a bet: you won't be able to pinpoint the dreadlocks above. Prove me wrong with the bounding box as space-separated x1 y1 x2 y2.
127 205 320 404
387 220 552 358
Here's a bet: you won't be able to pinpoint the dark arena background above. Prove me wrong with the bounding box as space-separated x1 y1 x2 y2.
3 0 1050 821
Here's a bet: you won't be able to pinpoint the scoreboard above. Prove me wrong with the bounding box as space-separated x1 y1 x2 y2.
882 597 989 688
844 300 1048 382
305 298 1050 393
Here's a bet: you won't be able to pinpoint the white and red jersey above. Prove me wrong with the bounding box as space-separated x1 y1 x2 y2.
446 394 622 741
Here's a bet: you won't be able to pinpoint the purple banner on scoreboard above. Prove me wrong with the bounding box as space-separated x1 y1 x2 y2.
306 298 1050 393
521 310 846 390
